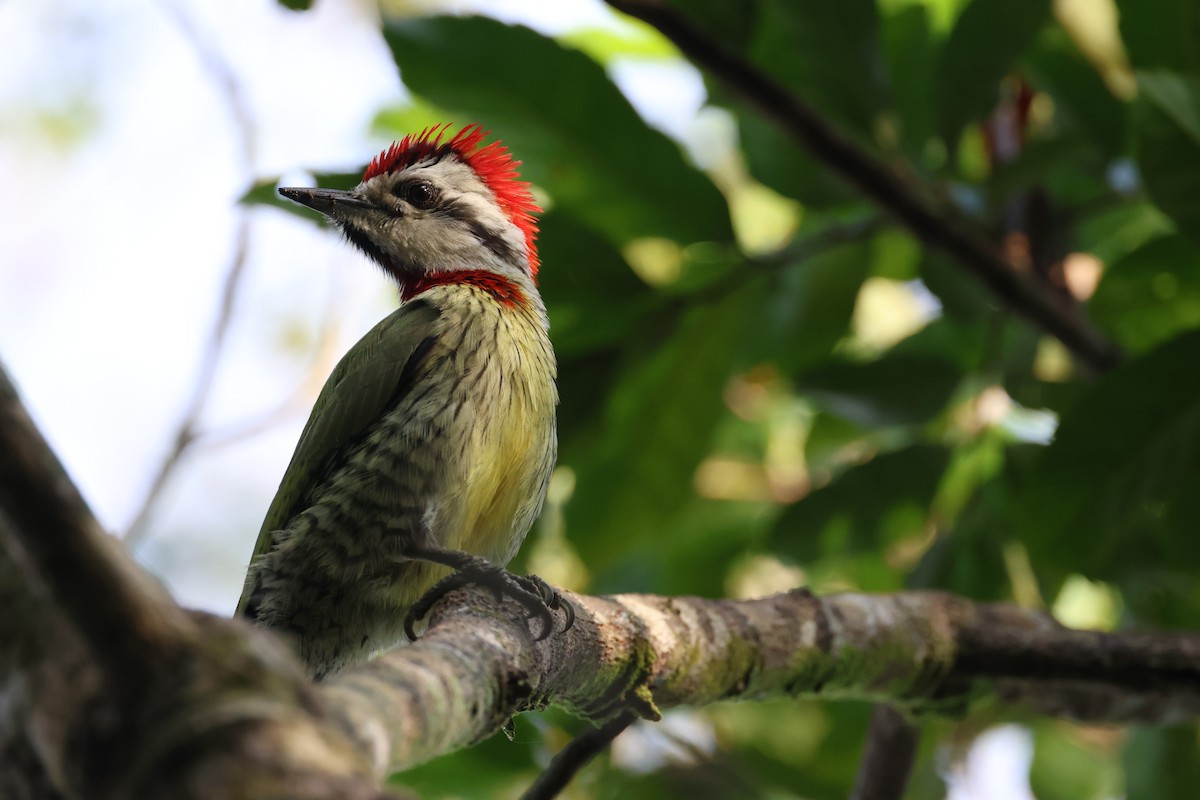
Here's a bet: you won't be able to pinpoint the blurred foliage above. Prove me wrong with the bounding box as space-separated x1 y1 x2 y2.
261 0 1200 796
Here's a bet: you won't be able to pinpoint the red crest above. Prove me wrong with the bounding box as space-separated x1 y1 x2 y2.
364 124 542 276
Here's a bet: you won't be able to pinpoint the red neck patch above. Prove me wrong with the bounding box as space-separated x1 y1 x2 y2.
364 124 542 277
401 270 526 307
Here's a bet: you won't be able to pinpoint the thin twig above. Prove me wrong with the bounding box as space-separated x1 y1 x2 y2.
124 3 257 547
124 221 252 547
603 0 1122 374
520 712 637 800
850 706 920 800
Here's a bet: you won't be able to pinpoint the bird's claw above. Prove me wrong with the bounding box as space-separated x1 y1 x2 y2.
516 573 575 635
403 564 574 641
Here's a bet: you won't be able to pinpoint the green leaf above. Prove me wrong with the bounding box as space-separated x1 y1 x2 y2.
1138 70 1200 158
383 16 733 247
563 286 755 571
705 701 878 798
881 3 938 158
798 354 962 428
985 134 1098 201
626 499 775 597
1116 0 1200 75
1120 570 1200 629
804 412 866 473
276 0 312 9
917 249 995 323
747 0 890 138
754 241 872 373
912 502 1009 599
1124 726 1200 800
910 443 1032 600
935 0 1052 149
555 348 627 464
1020 329 1200 579
889 315 989 371
870 227 922 281
1029 722 1122 800
735 110 855 207
1090 234 1200 354
557 26 678 64
769 444 951 563
1022 27 1128 158
1134 71 1200 245
537 211 663 358
1074 201 1175 265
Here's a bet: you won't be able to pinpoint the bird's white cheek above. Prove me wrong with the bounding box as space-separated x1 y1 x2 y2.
396 221 474 266
381 218 424 263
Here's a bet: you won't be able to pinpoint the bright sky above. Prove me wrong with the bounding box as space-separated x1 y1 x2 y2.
0 1 1035 793
3 0 397 609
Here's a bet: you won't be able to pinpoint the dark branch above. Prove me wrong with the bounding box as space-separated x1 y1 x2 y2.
851 706 920 800
603 0 1122 374
0 365 194 694
0 396 394 798
520 712 637 800
321 589 1200 778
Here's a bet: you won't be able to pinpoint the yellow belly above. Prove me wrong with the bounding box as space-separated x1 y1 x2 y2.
459 382 552 558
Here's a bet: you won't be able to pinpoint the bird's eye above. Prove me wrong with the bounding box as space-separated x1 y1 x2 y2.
400 181 439 210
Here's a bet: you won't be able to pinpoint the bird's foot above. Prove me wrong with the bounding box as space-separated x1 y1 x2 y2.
402 546 574 641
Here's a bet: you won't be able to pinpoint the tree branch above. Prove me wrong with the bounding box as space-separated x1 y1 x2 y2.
6 362 1199 796
0 365 396 799
4 518 1200 796
520 712 637 800
319 588 1200 779
0 366 195 694
0 527 393 799
850 706 919 800
603 0 1122 374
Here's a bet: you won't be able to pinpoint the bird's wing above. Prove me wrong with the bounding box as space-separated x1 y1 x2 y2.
236 299 441 615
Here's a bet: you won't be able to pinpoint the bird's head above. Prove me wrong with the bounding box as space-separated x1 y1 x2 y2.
280 123 541 301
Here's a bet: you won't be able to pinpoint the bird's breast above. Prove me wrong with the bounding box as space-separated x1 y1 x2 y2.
426 287 558 563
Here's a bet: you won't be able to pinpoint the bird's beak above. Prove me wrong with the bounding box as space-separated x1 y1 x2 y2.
278 187 375 216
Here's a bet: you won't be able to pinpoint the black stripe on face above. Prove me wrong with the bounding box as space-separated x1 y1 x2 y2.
342 225 391 270
438 198 523 269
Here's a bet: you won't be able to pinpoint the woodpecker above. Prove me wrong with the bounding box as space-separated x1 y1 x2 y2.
237 124 565 678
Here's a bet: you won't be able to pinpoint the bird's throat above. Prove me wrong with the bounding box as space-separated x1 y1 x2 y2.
400 270 528 307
